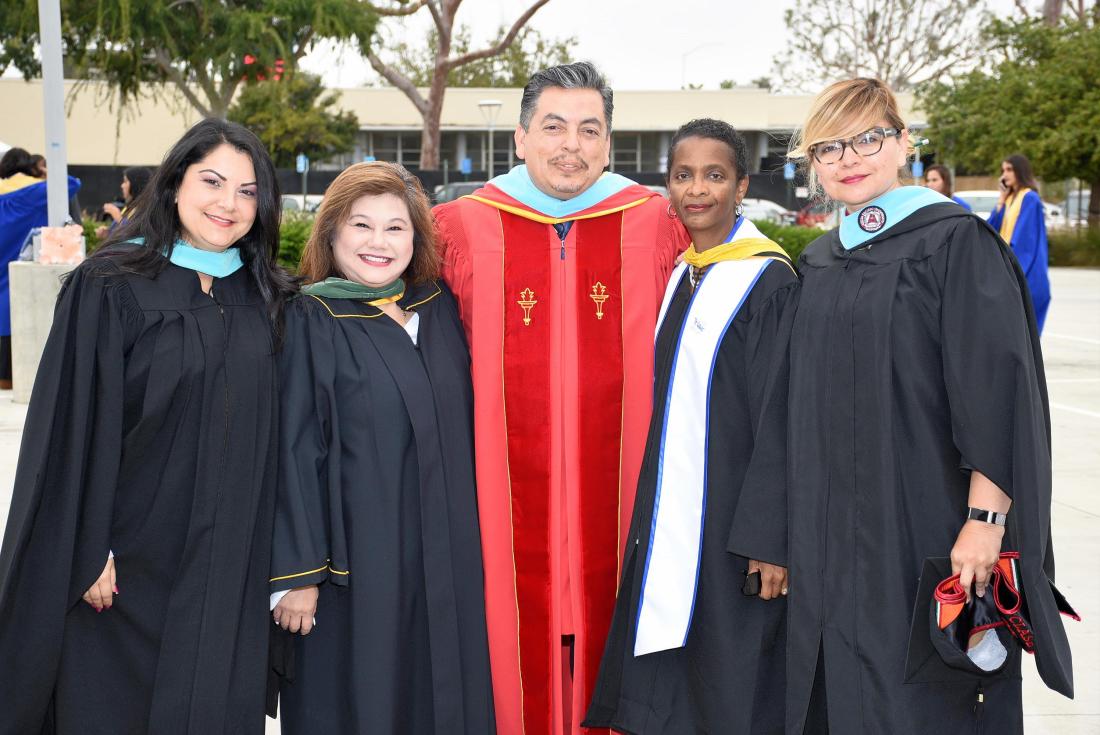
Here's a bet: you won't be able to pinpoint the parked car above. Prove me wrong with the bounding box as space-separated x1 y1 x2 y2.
1059 190 1092 228
796 200 837 229
281 194 324 213
954 189 1063 229
433 181 485 204
742 197 795 225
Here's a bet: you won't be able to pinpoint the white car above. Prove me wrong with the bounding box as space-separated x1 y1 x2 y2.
954 190 1063 230
741 198 795 225
1059 189 1091 228
281 194 324 213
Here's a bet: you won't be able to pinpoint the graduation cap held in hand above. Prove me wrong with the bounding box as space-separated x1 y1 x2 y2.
905 552 1079 684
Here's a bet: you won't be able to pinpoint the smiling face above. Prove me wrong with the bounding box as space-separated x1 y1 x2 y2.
331 193 415 288
668 136 749 249
810 122 909 211
514 87 611 200
924 169 947 195
176 143 258 252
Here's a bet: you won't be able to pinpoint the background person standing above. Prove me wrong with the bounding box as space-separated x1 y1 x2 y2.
924 163 971 211
989 153 1051 332
0 147 80 390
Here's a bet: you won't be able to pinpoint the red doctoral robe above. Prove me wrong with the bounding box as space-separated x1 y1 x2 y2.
435 177 686 734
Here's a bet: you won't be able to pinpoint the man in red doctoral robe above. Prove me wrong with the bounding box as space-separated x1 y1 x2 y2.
434 62 688 735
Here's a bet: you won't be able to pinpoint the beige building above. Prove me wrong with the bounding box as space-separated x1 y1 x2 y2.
0 78 921 175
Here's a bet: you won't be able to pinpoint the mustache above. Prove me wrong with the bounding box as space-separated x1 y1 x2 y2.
549 156 588 169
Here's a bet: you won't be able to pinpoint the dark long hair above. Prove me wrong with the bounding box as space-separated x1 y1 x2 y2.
122 166 153 202
1004 153 1039 193
95 118 296 339
925 164 955 197
0 148 38 178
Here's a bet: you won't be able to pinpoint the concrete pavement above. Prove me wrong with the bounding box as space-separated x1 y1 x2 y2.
0 267 1097 733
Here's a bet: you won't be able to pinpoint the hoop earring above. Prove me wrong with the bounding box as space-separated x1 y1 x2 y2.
666 202 678 219
736 203 744 217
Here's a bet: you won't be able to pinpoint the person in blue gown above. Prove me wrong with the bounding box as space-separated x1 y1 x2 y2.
924 164 971 211
988 154 1050 331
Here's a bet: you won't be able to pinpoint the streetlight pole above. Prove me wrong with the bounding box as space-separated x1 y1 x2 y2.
38 0 69 225
478 99 503 180
680 42 724 89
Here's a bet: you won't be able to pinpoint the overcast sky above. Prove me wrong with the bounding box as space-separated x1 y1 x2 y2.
301 0 1022 91
0 0 1024 90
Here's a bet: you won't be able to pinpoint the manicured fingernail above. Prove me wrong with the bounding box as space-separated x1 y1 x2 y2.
96 607 102 613
113 585 119 594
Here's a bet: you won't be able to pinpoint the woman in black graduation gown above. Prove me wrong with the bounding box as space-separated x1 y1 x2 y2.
584 119 797 734
0 119 295 734
783 78 1073 734
269 161 494 734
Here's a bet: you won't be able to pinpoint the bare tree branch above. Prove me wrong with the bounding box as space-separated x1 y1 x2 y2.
773 0 988 92
152 48 213 117
445 0 551 69
365 0 430 17
364 0 556 168
366 49 429 114
292 27 317 63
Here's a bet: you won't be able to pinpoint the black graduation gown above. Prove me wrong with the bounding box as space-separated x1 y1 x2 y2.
270 281 495 735
584 261 797 735
0 256 279 734
786 203 1073 735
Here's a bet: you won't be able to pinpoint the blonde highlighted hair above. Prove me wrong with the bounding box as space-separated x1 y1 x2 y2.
788 78 914 197
299 161 441 285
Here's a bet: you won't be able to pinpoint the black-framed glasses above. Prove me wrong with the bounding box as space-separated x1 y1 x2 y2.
809 127 901 164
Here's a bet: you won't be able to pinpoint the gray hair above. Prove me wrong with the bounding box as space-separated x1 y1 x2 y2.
519 61 614 133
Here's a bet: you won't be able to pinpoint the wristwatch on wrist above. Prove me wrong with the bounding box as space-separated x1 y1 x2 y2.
967 507 1008 526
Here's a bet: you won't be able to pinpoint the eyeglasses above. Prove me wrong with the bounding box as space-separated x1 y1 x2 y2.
809 127 901 165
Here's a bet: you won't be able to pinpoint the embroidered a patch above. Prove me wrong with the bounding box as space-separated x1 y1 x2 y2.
858 205 887 233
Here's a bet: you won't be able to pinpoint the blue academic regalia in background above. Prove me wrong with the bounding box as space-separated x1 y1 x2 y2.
989 190 1050 332
951 195 973 211
0 176 82 337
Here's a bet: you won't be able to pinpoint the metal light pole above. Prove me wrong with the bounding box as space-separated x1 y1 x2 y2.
680 42 723 89
38 0 69 225
478 99 503 180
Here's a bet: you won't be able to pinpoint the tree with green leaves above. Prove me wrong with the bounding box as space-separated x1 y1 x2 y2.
227 73 358 169
365 0 554 170
0 0 379 118
920 18 1100 224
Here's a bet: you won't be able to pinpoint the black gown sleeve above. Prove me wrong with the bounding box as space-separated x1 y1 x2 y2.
937 216 1073 697
270 298 343 592
726 269 799 567
0 261 138 730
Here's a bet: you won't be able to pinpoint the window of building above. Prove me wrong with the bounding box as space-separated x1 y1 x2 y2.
639 132 661 172
611 133 642 172
372 132 401 163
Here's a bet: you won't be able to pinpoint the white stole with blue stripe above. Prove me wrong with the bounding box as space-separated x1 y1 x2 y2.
634 257 772 656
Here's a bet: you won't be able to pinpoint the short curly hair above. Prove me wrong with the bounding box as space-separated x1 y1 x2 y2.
665 118 750 182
